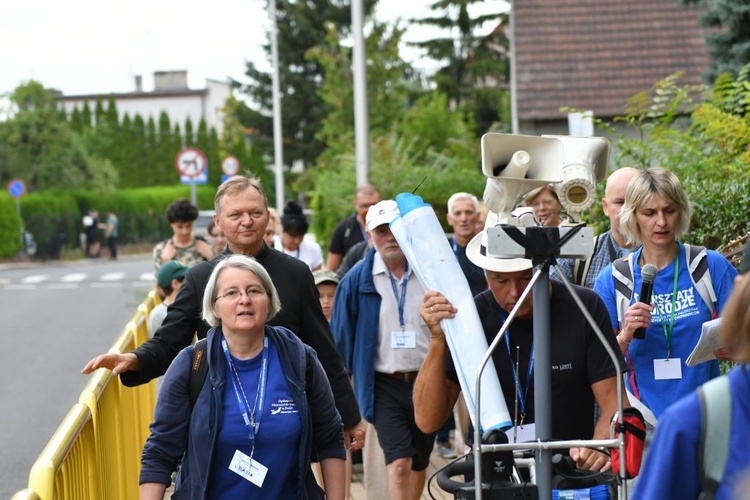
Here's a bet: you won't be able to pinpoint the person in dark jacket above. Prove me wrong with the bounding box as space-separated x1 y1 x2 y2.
139 255 345 499
82 175 365 452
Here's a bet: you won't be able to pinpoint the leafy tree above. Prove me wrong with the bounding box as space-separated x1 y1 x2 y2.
410 0 510 134
0 81 117 192
307 20 417 168
155 112 176 184
236 0 376 170
395 92 478 165
169 123 183 185
119 113 136 186
80 101 92 129
145 116 158 186
309 121 482 246
195 118 221 186
307 48 480 244
679 0 750 82
69 107 83 133
303 10 489 245
184 117 195 148
94 98 106 126
219 95 273 198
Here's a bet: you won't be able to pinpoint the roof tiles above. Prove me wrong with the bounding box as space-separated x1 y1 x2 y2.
514 0 709 120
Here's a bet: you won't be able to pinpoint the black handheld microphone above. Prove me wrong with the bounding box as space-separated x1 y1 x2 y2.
633 264 658 339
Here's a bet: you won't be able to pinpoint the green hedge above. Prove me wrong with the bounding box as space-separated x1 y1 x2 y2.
0 185 217 259
0 193 23 258
70 185 217 247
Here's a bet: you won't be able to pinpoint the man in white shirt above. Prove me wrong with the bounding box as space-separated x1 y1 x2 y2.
332 200 435 500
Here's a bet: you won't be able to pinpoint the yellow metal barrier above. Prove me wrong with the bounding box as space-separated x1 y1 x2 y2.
11 403 100 500
13 291 161 499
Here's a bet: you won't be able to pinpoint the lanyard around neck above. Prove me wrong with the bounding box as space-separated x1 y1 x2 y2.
388 263 409 328
655 251 680 358
500 310 534 423
638 246 680 358
221 334 269 443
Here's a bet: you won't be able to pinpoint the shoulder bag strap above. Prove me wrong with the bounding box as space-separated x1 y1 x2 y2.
190 338 209 407
698 375 732 499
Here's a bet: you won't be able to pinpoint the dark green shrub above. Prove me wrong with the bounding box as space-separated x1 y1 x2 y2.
684 177 750 250
20 192 79 259
0 193 23 258
15 185 218 259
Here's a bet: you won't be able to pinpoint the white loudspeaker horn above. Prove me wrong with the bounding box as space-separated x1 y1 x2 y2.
481 133 564 222
541 135 610 214
481 133 610 222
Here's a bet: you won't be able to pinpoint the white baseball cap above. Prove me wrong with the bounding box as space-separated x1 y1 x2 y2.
365 200 399 231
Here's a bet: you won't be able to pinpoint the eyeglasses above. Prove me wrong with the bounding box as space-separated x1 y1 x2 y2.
216 286 266 302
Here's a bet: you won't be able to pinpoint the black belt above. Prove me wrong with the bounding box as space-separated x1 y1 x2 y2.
377 371 419 384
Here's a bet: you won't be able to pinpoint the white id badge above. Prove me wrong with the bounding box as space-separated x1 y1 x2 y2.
391 329 416 348
505 423 536 443
653 358 682 380
229 449 268 487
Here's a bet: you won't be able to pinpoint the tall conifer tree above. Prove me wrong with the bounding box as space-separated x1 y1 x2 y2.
680 0 750 82
237 0 376 170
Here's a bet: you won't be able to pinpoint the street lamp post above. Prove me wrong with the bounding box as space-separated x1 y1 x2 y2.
269 0 285 211
351 0 370 186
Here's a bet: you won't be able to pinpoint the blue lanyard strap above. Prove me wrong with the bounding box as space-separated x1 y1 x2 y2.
500 311 534 419
221 334 269 442
388 263 409 327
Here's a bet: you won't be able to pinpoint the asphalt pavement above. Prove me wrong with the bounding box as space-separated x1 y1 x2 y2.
0 254 153 498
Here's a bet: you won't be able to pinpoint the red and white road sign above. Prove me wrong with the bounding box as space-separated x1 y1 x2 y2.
221 156 240 176
175 148 208 179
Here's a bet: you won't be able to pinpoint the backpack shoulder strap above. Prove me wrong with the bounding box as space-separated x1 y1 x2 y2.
573 233 602 286
612 255 635 328
697 375 732 500
686 245 717 318
190 338 209 407
305 349 313 394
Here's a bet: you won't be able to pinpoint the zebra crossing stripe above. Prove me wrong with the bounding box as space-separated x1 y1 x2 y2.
21 275 48 284
100 272 126 281
60 273 87 283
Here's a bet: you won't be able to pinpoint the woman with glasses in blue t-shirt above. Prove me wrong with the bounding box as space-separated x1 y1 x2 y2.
140 254 346 499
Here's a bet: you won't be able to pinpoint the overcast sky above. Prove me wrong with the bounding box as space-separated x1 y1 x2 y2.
1 0 507 98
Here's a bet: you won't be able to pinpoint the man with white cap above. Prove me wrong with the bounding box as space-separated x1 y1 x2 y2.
413 215 629 472
332 199 436 500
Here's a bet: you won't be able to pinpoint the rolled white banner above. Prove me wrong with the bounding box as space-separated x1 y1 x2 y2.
390 192 512 432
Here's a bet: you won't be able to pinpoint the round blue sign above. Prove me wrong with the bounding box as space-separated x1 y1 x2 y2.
7 179 26 199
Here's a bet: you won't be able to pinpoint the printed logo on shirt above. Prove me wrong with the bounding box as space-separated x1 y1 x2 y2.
551 363 573 371
269 398 298 415
642 287 700 323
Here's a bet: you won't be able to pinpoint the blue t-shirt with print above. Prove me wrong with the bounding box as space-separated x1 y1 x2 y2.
593 242 737 418
208 337 302 498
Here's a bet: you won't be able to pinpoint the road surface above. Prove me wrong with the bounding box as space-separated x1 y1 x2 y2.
0 255 154 498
